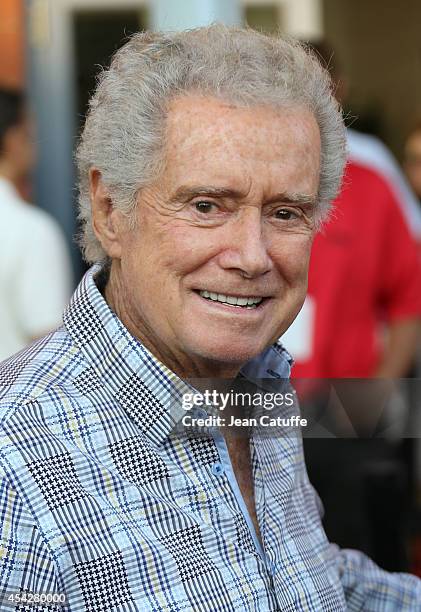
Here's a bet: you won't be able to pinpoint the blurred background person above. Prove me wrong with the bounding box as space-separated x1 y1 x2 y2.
281 41 421 573
404 120 421 205
287 158 421 380
0 88 72 361
312 40 421 246
284 40 421 382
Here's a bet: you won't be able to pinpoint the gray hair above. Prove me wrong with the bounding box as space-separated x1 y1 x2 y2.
76 24 346 263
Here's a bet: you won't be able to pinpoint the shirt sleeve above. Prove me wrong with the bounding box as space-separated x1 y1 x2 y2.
329 543 421 611
308 468 421 609
15 212 73 338
0 468 64 611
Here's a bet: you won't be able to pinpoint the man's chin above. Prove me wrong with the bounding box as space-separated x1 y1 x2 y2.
192 343 267 374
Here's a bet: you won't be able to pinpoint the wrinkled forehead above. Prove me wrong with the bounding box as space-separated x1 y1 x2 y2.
165 93 319 147
160 94 321 196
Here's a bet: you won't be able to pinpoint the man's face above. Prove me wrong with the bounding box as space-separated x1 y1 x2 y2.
111 96 321 375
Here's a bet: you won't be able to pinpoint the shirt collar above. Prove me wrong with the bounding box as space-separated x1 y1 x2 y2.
64 265 292 446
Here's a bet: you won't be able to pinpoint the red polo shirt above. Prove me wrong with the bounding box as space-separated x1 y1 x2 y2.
291 161 421 378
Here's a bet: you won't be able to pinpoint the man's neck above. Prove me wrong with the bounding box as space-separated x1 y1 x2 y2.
0 162 20 186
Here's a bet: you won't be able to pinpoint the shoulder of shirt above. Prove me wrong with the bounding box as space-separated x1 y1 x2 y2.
347 128 395 165
347 129 421 239
2 189 64 238
343 159 401 200
346 129 416 197
0 326 83 426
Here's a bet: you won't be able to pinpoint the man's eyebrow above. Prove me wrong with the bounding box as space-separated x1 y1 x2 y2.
171 185 317 207
266 192 317 208
171 185 245 201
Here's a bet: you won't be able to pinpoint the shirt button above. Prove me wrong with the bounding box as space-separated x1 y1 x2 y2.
211 462 225 476
269 561 276 576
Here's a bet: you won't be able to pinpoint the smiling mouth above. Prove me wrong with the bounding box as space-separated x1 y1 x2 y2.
197 290 265 309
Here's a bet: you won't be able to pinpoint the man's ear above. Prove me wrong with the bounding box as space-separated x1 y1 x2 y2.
89 169 125 259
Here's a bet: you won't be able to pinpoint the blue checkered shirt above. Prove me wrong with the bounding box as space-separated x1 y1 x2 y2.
1 266 421 611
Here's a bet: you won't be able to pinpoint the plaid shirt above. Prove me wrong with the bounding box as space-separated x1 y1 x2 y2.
1 266 420 611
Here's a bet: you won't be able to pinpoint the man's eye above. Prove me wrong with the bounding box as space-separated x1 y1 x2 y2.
194 201 216 214
275 208 299 220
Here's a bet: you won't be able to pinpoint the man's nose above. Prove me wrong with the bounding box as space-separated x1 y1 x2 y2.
217 209 273 278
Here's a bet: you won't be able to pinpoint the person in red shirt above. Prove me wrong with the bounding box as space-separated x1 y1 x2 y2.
282 159 421 570
282 39 421 573
287 160 421 379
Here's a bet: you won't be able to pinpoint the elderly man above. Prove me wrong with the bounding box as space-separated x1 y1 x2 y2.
1 25 420 611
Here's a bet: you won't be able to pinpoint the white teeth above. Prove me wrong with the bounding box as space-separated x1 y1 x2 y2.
247 297 261 305
198 291 263 308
